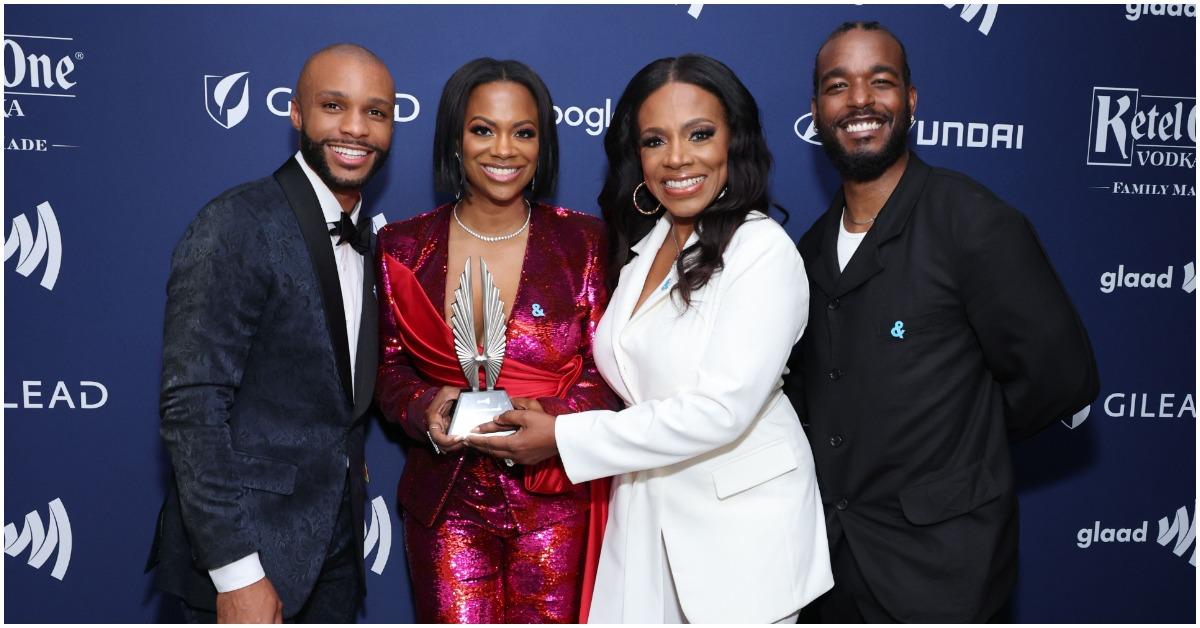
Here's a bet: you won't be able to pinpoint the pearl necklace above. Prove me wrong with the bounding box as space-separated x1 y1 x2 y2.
453 199 531 242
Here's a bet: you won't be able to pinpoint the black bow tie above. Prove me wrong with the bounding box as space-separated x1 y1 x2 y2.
328 212 370 255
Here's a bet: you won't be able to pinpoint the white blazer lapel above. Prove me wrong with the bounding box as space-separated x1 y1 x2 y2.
602 216 671 400
608 216 671 339
626 218 699 325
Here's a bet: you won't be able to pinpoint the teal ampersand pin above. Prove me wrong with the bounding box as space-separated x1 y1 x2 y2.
891 320 906 339
531 303 545 317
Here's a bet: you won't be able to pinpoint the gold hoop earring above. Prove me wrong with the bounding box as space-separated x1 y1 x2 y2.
632 181 661 216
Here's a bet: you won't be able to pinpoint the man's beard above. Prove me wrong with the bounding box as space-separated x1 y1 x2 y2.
299 129 389 192
816 103 910 183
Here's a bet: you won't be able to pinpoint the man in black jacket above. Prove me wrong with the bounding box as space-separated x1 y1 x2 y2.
150 44 392 623
785 22 1099 622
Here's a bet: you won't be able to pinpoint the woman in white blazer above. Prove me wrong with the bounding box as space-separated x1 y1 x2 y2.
468 54 832 623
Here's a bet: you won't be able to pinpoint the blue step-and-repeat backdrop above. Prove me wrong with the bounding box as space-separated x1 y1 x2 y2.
3 3 1195 623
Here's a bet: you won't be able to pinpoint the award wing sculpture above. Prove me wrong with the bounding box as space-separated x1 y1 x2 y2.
480 258 508 391
446 257 515 438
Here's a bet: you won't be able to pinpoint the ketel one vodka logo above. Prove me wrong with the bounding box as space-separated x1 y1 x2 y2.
204 71 251 129
4 498 72 580
3 34 81 118
1087 87 1196 168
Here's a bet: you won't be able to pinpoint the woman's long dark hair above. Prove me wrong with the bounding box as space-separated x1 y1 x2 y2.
432 58 559 200
598 54 779 307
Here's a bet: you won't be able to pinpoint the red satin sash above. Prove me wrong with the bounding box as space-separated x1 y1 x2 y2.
384 255 608 620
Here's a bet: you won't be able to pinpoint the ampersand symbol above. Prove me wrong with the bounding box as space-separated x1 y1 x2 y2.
890 320 906 339
531 304 545 318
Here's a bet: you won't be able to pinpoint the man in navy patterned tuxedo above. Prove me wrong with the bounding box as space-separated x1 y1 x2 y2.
149 43 394 623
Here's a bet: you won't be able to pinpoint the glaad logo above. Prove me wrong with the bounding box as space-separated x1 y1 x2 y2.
1076 519 1148 548
204 71 251 129
1077 503 1200 567
944 3 998 36
4 201 62 290
363 496 391 575
1062 405 1091 429
1126 3 1196 21
1157 503 1196 566
1099 263 1195 294
793 114 1022 150
4 498 72 580
1087 87 1196 168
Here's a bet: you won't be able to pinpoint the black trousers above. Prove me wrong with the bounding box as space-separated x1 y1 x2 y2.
799 530 1013 624
182 475 361 623
799 530 894 623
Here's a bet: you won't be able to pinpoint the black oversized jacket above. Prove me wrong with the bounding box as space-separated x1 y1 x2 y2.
784 154 1099 622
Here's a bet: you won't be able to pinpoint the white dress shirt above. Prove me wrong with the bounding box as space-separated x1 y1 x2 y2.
207 152 366 593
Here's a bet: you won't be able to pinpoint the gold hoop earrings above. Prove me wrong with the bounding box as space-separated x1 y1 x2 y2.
632 181 661 216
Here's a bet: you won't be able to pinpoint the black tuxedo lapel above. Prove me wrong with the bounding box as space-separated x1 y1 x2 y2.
352 232 378 418
274 157 354 405
830 154 931 298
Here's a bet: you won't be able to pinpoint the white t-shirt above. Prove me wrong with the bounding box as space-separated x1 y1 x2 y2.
837 210 868 272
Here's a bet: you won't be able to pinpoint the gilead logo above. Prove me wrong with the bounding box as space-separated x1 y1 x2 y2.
3 380 108 410
1062 405 1091 429
1102 393 1195 419
204 72 251 129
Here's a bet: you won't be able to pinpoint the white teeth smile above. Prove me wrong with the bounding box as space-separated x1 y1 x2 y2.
664 176 705 189
331 145 368 158
483 166 519 176
844 120 883 133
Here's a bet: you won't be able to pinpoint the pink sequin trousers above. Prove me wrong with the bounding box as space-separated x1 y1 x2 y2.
404 455 588 623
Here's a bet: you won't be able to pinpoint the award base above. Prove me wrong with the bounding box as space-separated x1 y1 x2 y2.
448 389 516 438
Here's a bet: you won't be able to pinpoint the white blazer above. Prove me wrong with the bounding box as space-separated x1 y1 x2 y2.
556 211 833 623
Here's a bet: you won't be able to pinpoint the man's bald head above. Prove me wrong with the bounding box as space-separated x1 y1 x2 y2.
294 43 393 103
289 43 395 198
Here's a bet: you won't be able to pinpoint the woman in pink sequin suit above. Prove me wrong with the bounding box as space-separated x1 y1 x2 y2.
375 58 620 623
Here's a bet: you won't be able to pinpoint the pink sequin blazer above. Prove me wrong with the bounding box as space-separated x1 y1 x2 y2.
375 202 621 528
